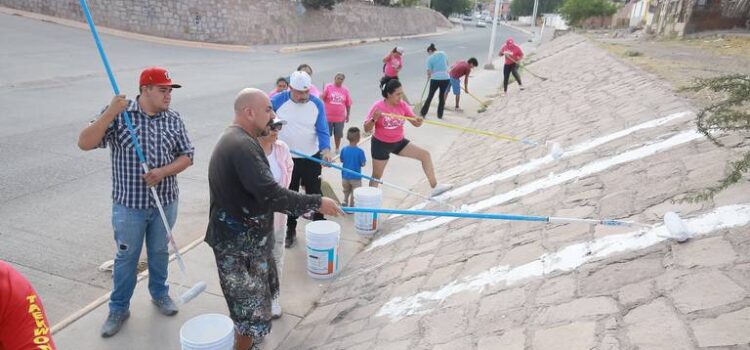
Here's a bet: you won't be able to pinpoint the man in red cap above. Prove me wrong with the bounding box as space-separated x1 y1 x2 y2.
77 67 194 338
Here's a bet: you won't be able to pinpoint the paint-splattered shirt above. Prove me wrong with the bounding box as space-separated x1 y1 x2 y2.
205 126 321 250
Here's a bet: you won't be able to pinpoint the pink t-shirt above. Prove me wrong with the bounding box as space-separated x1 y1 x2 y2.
322 83 353 123
450 61 472 79
366 99 415 143
384 55 402 78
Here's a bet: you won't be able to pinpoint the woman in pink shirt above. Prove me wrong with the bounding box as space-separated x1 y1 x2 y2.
297 63 321 97
381 47 410 104
364 78 452 197
269 77 289 98
321 72 353 152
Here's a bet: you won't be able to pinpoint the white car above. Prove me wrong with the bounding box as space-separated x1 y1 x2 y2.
476 20 487 28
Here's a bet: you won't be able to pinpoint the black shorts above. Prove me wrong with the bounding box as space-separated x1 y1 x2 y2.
371 137 410 160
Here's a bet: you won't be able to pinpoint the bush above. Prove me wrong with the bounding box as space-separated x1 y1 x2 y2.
510 0 564 17
302 0 342 10
431 0 472 17
679 74 750 202
558 0 618 26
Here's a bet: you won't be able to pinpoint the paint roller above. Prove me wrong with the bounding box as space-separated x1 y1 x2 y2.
345 207 694 242
290 149 455 210
79 0 205 304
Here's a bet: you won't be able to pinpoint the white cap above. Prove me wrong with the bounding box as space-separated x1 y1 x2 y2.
289 71 312 91
395 46 405 54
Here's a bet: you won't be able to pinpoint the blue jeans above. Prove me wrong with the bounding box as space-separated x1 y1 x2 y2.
109 201 177 314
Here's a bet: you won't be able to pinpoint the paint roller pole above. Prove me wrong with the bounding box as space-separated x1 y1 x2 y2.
342 207 651 228
79 0 203 304
289 149 452 208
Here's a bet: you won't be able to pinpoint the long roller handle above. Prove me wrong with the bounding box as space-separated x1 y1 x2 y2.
342 207 646 228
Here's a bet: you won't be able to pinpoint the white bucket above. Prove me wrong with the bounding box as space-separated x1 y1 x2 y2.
305 220 340 279
179 314 234 350
353 187 382 235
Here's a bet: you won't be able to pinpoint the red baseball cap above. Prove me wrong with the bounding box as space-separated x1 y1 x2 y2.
139 67 182 88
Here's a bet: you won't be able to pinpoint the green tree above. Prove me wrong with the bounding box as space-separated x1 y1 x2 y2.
558 0 617 25
431 0 472 17
302 0 342 10
510 0 564 17
679 74 750 202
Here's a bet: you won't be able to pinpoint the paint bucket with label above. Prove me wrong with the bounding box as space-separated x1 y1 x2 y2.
354 187 382 235
305 220 340 279
179 313 234 350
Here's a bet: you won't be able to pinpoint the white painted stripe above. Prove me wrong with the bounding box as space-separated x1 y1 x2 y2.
368 129 703 251
376 203 750 320
390 111 692 219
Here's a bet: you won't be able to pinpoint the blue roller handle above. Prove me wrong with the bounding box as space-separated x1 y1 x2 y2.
342 207 549 222
290 149 379 184
80 0 146 164
341 207 643 227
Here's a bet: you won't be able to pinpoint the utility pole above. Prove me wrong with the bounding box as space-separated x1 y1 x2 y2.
531 0 539 31
485 0 502 69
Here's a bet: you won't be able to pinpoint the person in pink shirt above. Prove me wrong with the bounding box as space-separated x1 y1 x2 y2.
296 64 321 97
382 46 404 79
269 77 289 98
321 73 353 152
381 47 410 104
364 78 452 197
499 38 525 95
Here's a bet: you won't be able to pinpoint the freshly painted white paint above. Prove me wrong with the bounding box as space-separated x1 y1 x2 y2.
376 203 750 320
369 129 703 250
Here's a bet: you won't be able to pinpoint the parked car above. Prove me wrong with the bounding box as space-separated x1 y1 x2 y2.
476 20 487 28
463 14 473 21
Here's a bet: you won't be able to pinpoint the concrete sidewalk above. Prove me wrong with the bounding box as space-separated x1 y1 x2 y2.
52 54 508 349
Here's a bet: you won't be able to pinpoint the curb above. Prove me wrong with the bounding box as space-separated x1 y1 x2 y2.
50 234 208 334
278 26 460 53
0 6 252 52
500 21 535 36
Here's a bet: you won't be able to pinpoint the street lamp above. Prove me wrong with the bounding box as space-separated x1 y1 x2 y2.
485 0 502 69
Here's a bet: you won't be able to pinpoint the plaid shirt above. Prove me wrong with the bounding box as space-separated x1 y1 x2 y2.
97 97 194 209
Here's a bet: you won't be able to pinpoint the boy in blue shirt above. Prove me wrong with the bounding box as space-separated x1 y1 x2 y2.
339 127 367 207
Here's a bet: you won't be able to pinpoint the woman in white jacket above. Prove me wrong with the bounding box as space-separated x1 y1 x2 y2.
258 117 294 319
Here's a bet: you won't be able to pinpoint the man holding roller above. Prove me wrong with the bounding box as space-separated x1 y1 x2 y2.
78 67 194 338
271 71 333 248
207 88 342 349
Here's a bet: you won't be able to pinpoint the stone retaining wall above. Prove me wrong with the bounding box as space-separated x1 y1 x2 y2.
0 0 451 45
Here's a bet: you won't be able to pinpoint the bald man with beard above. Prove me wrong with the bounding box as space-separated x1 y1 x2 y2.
206 88 342 350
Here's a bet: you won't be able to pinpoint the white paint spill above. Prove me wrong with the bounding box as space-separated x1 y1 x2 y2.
664 211 691 242
369 129 703 251
548 141 563 160
376 203 750 320
390 111 692 219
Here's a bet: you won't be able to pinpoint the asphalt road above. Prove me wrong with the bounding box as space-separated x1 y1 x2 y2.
0 12 528 324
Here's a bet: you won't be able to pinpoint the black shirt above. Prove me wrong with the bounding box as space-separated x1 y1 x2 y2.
205 126 321 249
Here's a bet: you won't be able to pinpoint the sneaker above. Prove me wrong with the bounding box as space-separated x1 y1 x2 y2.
519 86 525 91
271 297 282 319
455 107 463 112
152 295 179 316
285 228 296 248
431 183 453 197
100 310 130 338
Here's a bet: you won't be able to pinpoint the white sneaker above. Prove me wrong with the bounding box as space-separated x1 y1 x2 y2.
431 183 453 197
271 298 282 319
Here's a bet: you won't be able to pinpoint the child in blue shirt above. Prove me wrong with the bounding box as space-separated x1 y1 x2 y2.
339 127 367 207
